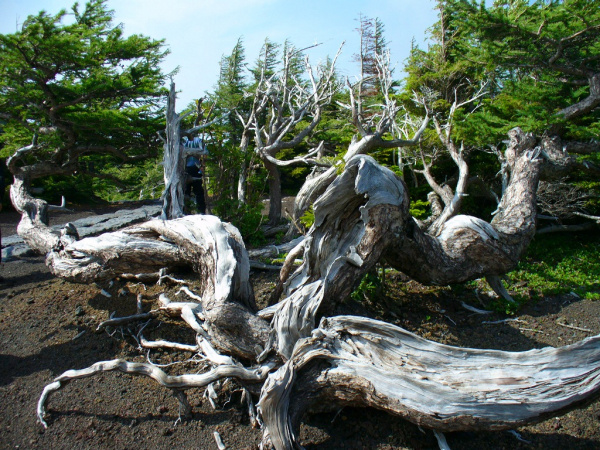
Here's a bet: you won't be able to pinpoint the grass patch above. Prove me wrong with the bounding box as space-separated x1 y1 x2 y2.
507 230 600 301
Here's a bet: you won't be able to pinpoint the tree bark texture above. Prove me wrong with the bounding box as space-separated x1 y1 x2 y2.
259 316 600 449
47 214 266 360
540 134 600 180
9 176 60 254
291 126 428 226
265 159 283 225
161 82 186 220
7 145 78 255
385 128 540 285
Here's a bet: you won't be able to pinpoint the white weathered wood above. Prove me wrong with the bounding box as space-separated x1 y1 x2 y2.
213 431 227 450
259 316 600 449
37 359 274 428
36 128 600 449
7 124 158 255
385 129 541 285
9 176 60 255
161 82 186 220
271 155 408 358
46 214 268 359
247 237 304 260
1 203 159 248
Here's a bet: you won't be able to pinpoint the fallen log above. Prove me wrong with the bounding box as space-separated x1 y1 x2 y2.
1 204 162 262
259 315 600 449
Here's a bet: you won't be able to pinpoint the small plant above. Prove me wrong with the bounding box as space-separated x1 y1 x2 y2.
299 205 315 229
409 199 430 220
351 269 385 302
319 154 346 175
490 295 524 316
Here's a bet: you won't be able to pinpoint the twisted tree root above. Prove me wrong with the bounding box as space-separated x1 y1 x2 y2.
37 359 275 428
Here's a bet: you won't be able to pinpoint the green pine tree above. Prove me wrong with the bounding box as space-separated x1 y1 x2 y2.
0 0 169 203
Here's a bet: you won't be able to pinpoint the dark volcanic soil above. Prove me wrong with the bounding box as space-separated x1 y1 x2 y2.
1 206 600 449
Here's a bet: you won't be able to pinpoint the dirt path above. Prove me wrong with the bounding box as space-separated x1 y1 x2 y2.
1 207 600 449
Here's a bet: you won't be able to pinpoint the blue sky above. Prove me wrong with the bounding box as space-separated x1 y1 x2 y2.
0 0 438 107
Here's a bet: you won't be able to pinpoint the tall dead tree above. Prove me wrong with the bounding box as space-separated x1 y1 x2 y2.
352 14 387 97
250 44 342 225
37 127 600 449
161 83 187 219
292 50 429 225
235 91 266 205
160 82 218 220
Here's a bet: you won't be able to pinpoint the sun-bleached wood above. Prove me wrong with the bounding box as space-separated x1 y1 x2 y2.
37 128 600 450
259 316 600 449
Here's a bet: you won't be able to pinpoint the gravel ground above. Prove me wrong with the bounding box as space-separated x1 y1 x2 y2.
1 206 600 449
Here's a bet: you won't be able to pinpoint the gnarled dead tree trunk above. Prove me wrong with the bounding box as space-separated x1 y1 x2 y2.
161 82 187 220
385 129 539 286
7 142 77 255
37 128 600 449
46 214 266 359
161 82 217 219
291 51 429 227
260 316 600 449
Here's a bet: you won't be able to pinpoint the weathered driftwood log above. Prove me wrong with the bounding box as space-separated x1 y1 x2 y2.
7 133 156 255
47 215 268 360
37 128 600 449
259 316 600 449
